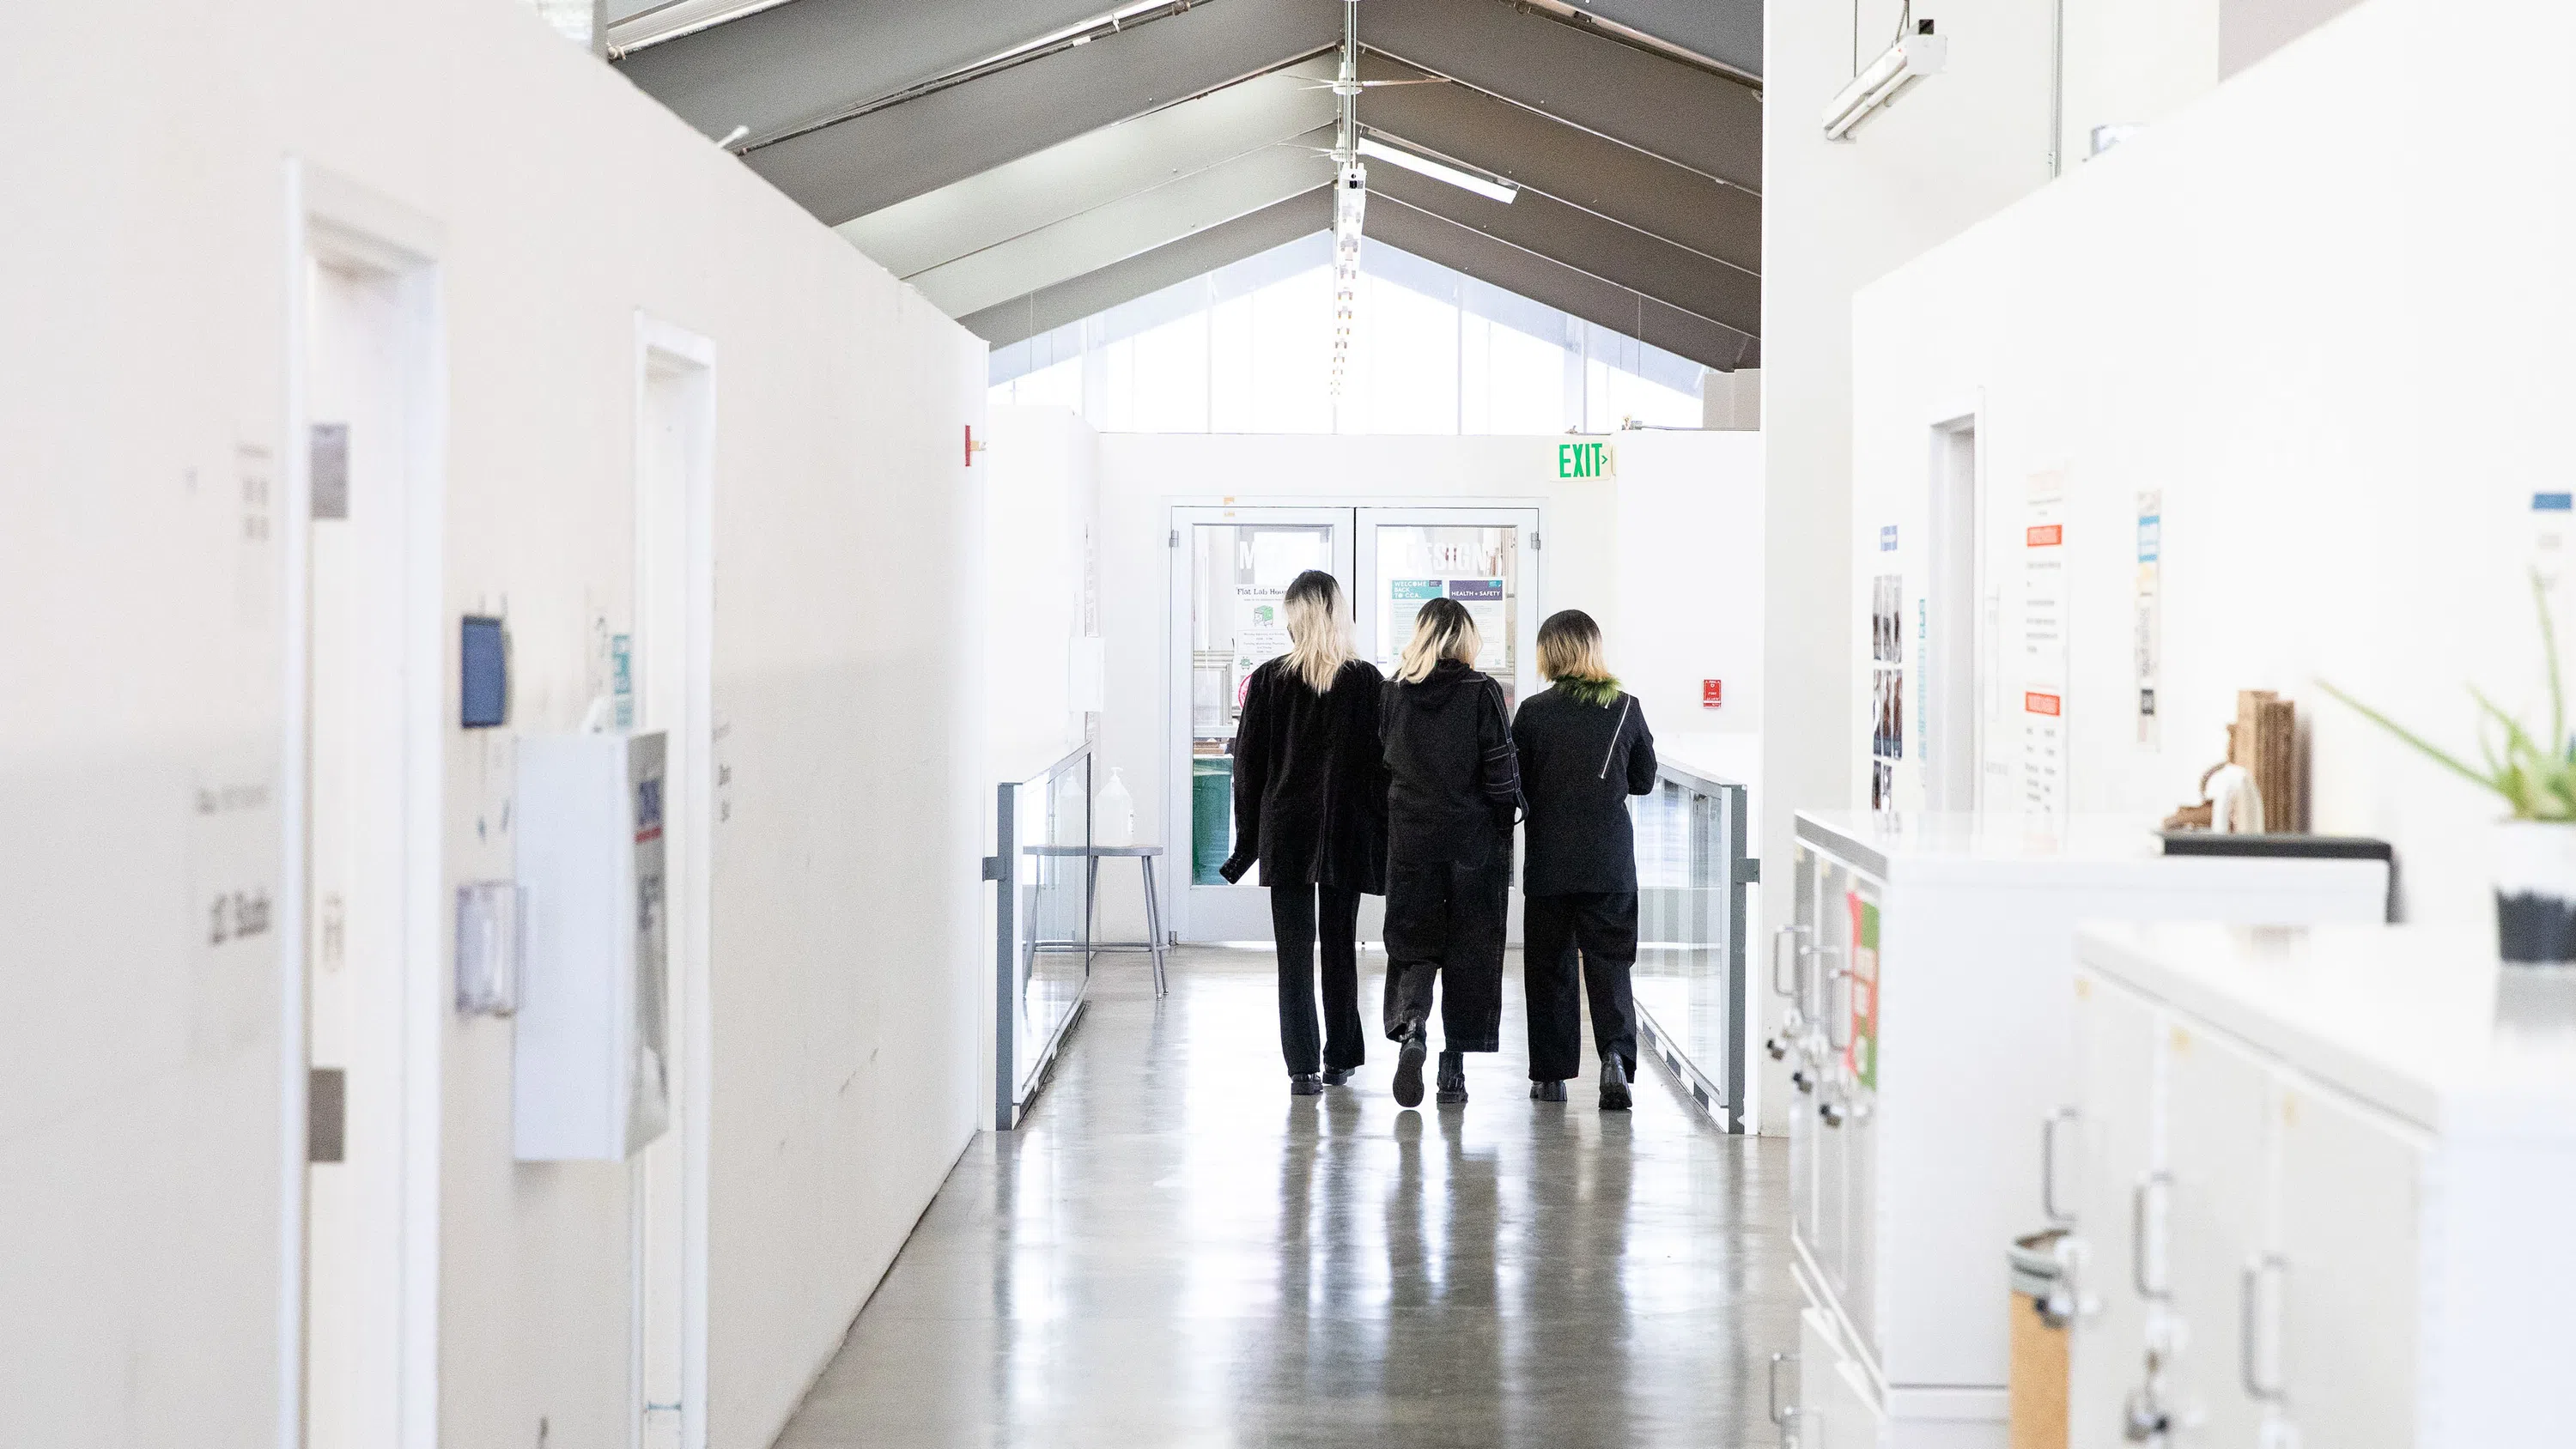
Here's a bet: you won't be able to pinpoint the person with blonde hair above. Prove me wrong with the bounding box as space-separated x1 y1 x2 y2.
1377 595 1522 1108
1221 570 1388 1095
1511 609 1656 1110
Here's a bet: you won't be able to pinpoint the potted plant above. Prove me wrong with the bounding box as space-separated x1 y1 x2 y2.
2320 573 2576 967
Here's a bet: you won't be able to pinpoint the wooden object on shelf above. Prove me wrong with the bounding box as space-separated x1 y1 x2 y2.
2233 690 2297 832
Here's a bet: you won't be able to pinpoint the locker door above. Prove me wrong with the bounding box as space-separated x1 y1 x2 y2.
2161 1020 2277 1447
2274 1081 2423 1448
2067 971 2161 1449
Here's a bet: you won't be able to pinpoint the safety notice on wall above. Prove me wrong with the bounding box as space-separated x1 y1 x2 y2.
2023 470 2069 831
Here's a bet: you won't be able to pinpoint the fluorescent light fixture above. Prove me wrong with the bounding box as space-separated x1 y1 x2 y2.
1356 137 1517 204
1820 28 1947 140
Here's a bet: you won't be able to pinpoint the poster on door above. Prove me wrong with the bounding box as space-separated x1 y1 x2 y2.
1447 578 1508 649
1233 585 1291 700
2022 470 2070 832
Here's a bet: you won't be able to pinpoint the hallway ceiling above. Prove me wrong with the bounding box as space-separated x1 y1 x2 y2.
614 0 1762 370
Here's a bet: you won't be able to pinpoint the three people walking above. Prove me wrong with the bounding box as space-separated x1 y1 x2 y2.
1224 582 1650 1113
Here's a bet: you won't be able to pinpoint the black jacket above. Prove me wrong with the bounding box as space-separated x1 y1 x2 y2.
1381 659 1523 870
1219 657 1389 892
1512 682 1656 895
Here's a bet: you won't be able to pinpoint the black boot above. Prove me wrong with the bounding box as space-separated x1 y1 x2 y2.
1321 1066 1354 1087
1291 1073 1323 1096
1392 1017 1429 1107
1599 1054 1632 1112
1436 1051 1467 1105
1530 1079 1567 1103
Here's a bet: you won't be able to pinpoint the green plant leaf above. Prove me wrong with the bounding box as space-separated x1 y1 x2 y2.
2316 678 2511 803
2538 569 2567 757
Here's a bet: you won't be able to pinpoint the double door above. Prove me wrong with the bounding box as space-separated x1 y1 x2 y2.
1170 505 1541 943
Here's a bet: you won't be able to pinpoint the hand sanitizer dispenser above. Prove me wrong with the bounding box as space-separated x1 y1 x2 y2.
513 731 671 1161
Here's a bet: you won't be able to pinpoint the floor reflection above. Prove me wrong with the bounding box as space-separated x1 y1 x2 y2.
775 946 1798 1448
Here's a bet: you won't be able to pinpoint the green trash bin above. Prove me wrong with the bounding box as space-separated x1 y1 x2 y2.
1192 756 1233 884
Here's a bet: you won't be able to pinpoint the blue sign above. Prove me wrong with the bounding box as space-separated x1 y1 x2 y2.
1880 524 1899 551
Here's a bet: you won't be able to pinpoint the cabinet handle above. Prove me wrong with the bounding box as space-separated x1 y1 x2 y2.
1771 925 1810 1000
1768 1351 1798 1426
2240 1253 2287 1401
2040 1107 2079 1223
2130 1172 2171 1299
1820 951 1852 1052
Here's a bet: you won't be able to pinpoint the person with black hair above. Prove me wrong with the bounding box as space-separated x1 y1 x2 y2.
1221 570 1388 1096
1512 609 1656 1110
1378 596 1522 1108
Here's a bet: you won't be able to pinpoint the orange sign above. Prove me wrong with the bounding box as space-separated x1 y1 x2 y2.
2025 692 2063 717
2026 523 2063 547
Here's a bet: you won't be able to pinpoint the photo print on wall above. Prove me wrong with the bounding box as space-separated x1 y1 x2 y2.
1871 573 1905 809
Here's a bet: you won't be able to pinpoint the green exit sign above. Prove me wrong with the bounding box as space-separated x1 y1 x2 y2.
1557 440 1615 478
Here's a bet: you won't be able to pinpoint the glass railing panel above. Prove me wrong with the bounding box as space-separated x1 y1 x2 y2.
1629 766 1748 1130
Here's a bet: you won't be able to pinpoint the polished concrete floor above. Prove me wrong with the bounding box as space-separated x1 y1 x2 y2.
775 946 1798 1448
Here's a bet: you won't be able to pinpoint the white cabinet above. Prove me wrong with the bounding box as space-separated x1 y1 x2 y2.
1776 815 2389 1448
2069 924 2576 1448
513 731 672 1161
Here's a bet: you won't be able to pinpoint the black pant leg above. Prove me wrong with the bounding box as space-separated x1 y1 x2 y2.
1522 895 1584 1082
1577 891 1640 1075
1437 843 1511 1054
1382 864 1447 1040
1315 882 1365 1070
1270 883 1322 1076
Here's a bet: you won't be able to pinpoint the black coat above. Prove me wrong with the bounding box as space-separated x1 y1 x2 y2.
1511 683 1657 895
1381 659 1523 870
1219 657 1389 893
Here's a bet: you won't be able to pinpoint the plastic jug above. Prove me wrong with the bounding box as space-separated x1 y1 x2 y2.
1096 767 1136 847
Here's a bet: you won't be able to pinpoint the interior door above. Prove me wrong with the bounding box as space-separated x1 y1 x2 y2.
304 255 410 1449
1352 507 1543 709
1169 506 1355 943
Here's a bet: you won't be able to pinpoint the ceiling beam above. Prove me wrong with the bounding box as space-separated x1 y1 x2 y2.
909 130 1339 318
733 0 1340 225
838 63 1340 280
1360 0 1760 190
1363 161 1757 339
612 0 1115 144
960 190 1334 348
1365 195 1757 372
1517 0 1762 80
1355 56 1757 276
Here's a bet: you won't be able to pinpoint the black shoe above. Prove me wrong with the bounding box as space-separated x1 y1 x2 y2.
1436 1051 1467 1106
1321 1066 1354 1087
1530 1080 1567 1103
1393 1020 1428 1107
1600 1056 1633 1112
1291 1074 1324 1096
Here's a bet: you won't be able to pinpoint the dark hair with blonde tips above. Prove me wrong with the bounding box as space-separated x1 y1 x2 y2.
1536 609 1611 682
1395 596 1480 683
1281 570 1354 693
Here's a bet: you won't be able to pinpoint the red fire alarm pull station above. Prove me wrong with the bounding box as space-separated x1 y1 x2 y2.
1703 679 1723 707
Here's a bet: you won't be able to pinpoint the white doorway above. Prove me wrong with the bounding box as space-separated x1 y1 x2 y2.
285 163 444 1449
1926 414 1984 811
1167 506 1356 943
629 317 715 1449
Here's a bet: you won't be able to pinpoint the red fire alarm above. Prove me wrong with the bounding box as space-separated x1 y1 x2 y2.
1702 679 1723 707
963 424 976 467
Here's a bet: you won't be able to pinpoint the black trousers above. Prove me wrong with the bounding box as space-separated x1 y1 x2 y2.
1272 882 1364 1076
1523 891 1638 1082
1381 844 1511 1053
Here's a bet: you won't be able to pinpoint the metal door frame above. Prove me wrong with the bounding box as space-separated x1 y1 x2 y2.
1352 506 1546 706
1165 505 1357 943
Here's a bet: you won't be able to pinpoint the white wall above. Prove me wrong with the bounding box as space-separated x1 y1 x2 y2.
1090 431 1763 938
986 406 1101 783
0 2 986 1446
1852 0 2555 930
1758 0 2058 1130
